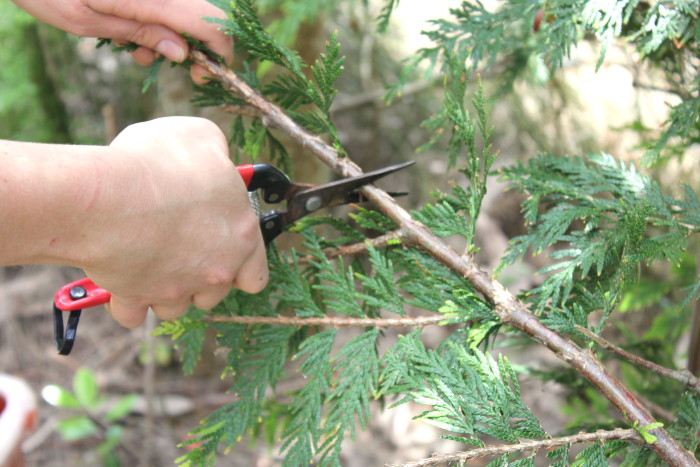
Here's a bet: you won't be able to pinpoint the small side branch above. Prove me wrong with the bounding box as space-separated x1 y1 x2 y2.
576 325 700 393
297 231 403 264
221 104 264 119
388 428 643 467
203 314 445 328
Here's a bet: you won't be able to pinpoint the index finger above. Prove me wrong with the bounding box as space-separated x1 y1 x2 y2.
86 0 233 65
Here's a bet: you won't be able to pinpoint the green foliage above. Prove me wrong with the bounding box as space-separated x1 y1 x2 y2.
158 221 496 465
151 0 700 465
380 331 546 446
388 0 699 161
152 308 206 375
0 3 58 142
197 0 347 169
415 83 497 253
498 153 700 317
42 368 137 466
376 0 400 32
571 443 607 467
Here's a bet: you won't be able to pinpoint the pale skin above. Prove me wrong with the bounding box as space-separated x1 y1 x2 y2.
3 2 269 328
10 0 233 83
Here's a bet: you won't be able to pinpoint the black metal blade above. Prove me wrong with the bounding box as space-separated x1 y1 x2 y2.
344 191 409 204
285 161 415 224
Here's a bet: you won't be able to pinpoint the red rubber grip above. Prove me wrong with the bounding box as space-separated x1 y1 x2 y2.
54 277 111 311
236 164 254 188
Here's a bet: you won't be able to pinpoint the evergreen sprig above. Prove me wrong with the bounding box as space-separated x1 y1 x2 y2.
379 331 547 447
414 81 496 251
196 0 347 166
376 0 401 33
279 328 336 466
155 201 504 465
391 0 699 160
498 152 700 313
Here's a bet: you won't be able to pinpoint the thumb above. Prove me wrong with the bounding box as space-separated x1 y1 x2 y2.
117 21 189 63
86 0 232 64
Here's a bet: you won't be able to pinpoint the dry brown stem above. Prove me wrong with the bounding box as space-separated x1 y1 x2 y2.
387 428 644 466
189 50 697 466
576 325 700 393
295 231 403 264
204 314 445 328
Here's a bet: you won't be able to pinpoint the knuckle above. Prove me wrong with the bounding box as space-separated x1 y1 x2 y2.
124 23 154 47
204 268 235 287
239 211 263 241
160 285 187 303
237 269 269 294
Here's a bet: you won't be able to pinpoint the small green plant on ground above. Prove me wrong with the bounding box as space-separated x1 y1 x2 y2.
139 0 700 465
42 367 137 467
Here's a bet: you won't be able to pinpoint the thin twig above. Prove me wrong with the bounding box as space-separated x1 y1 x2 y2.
203 314 445 328
635 392 678 422
386 428 643 467
141 313 157 466
220 104 264 119
189 50 698 466
331 78 440 113
296 231 403 264
575 325 700 393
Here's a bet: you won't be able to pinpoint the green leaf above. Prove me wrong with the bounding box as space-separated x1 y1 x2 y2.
637 421 664 444
104 394 138 423
97 425 124 458
141 55 165 93
376 0 400 32
73 367 100 409
41 384 80 409
571 442 608 467
56 416 99 441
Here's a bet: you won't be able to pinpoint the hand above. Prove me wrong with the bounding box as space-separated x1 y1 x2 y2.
10 0 231 83
81 117 268 327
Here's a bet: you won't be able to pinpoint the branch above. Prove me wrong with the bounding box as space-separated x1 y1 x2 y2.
296 231 403 264
203 314 445 328
220 104 264 119
387 428 643 467
575 325 700 393
189 50 698 466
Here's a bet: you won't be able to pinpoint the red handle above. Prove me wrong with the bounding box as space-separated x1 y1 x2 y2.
54 277 111 311
236 164 255 187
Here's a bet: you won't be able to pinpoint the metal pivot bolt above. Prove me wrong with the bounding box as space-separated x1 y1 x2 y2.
69 286 87 300
305 196 322 213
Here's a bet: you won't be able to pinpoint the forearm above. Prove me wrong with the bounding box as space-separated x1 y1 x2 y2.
0 139 115 267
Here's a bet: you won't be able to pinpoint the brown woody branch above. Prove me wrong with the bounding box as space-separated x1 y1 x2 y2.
190 50 697 466
297 231 403 264
575 325 700 393
203 314 445 328
388 428 643 467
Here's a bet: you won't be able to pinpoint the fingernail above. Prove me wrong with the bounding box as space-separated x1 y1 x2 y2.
155 40 186 62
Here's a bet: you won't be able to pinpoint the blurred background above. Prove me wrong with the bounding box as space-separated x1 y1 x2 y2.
1 0 698 465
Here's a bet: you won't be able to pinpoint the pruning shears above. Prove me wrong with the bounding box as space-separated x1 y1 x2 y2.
52 161 414 355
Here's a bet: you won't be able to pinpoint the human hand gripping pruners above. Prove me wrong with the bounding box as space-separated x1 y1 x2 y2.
52 161 414 355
